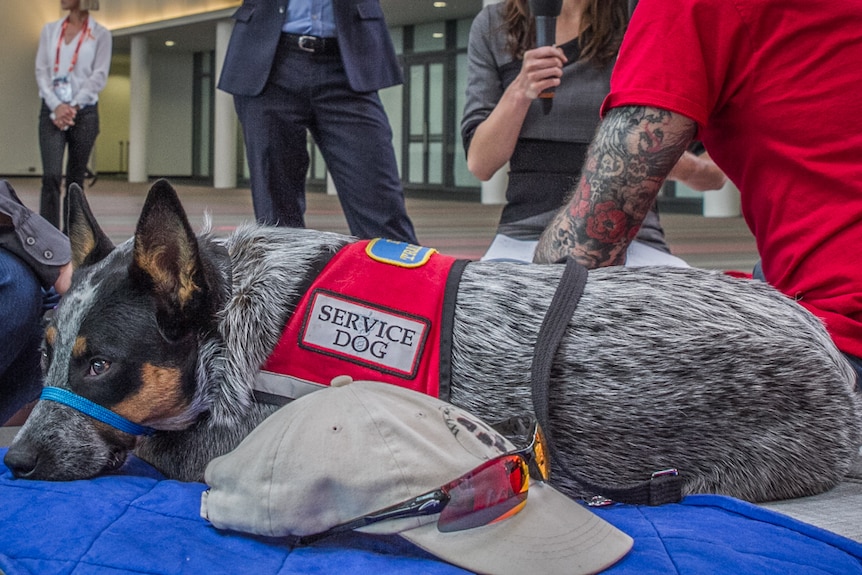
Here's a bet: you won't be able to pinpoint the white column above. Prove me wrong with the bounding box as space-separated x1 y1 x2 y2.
128 36 150 183
703 179 741 218
213 20 237 188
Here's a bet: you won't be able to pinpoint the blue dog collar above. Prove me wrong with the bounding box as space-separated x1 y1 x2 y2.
40 387 157 437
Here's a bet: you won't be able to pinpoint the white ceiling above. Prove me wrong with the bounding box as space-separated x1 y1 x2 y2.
112 0 483 54
383 0 482 26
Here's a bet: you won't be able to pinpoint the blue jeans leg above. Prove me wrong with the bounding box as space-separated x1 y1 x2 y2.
0 251 44 424
752 260 764 281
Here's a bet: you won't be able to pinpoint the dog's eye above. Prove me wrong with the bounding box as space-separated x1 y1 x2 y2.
89 358 112 376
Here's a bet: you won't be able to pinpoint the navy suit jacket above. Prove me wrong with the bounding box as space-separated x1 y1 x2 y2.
218 0 403 96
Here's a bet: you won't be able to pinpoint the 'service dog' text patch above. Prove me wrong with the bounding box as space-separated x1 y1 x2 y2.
300 290 429 378
263 240 465 399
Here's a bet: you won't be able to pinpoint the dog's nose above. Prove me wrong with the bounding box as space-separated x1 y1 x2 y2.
3 443 39 478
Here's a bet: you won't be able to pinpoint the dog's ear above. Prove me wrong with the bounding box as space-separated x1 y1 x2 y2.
67 183 115 268
131 179 213 341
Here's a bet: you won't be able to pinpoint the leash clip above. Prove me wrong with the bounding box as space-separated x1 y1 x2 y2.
585 495 614 507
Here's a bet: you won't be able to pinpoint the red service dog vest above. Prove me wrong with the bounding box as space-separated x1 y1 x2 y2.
262 239 464 400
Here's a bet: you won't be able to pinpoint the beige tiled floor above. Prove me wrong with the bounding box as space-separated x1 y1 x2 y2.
3 175 760 270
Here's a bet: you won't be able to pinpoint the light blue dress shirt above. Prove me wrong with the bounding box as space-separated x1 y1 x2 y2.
281 0 337 37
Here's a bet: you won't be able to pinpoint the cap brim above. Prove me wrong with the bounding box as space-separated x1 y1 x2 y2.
398 482 633 575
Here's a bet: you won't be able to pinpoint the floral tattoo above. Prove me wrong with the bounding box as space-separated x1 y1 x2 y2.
534 107 697 266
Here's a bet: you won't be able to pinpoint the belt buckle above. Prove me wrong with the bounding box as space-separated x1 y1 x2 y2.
298 35 318 53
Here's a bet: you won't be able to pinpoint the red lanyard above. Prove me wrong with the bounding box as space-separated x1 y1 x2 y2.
53 16 89 77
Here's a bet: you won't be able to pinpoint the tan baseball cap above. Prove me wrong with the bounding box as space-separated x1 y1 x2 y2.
201 380 632 575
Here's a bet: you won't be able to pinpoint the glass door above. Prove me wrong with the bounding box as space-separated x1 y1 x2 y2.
406 60 446 187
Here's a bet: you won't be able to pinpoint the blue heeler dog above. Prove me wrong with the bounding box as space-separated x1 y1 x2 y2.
5 180 861 504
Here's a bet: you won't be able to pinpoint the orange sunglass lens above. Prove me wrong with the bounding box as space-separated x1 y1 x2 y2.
437 455 529 533
533 426 550 480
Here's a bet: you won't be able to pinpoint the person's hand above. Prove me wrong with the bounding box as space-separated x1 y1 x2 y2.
513 46 567 100
668 151 728 191
53 261 73 295
52 103 78 130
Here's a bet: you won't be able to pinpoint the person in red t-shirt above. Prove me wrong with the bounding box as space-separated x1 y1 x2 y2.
533 0 862 381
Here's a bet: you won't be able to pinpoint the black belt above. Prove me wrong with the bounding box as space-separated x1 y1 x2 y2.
281 33 339 55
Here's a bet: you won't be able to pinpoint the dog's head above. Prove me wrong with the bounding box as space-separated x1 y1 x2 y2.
4 180 231 480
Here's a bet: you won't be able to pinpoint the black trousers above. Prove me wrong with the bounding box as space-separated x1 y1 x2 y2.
38 102 99 230
233 39 417 243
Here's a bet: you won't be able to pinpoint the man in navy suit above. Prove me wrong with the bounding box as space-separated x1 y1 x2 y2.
219 0 417 243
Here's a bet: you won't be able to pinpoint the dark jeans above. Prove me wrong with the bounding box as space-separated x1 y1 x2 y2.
233 41 416 243
38 101 100 230
0 250 44 424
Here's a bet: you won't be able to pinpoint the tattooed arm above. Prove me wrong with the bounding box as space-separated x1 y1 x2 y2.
533 107 698 267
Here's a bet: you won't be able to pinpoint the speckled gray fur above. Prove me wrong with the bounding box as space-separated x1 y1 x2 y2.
7 184 861 502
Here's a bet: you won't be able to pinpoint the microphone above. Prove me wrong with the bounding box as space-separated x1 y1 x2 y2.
528 0 563 113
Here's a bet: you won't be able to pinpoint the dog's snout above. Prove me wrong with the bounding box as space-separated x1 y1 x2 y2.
4 443 39 479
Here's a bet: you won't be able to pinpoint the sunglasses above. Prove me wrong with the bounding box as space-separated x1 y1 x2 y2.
298 416 549 545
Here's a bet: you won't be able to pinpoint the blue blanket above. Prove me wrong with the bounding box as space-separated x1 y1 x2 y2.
2 449 861 575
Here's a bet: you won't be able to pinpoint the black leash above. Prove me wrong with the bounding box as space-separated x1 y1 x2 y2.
530 258 682 506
